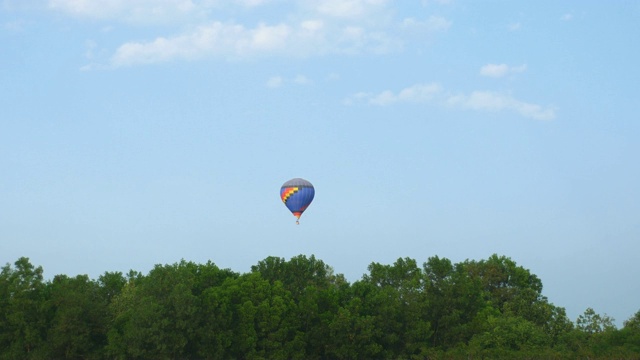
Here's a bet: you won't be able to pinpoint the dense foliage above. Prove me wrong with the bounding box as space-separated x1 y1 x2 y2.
1 254 638 359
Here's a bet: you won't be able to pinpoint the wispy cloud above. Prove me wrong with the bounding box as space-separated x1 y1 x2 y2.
236 0 273 8
266 74 311 88
266 76 284 88
421 0 452 5
48 0 199 24
345 83 555 121
480 63 527 78
344 83 432 106
110 22 297 66
3 19 27 32
401 16 452 33
107 17 410 66
346 83 442 105
314 0 389 18
447 91 555 120
327 72 341 81
44 0 451 68
508 22 521 31
293 74 311 85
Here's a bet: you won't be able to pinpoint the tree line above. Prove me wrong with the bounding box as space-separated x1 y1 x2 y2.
1 254 639 359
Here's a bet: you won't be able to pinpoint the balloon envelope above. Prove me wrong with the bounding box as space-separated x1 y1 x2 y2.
280 178 315 222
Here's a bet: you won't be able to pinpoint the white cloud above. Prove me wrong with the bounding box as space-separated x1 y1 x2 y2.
111 23 228 66
315 0 388 18
346 83 555 121
480 63 527 78
508 22 521 31
561 13 573 21
44 0 451 67
421 0 452 5
266 76 283 88
343 91 372 105
401 16 451 32
235 0 272 8
346 83 442 105
107 16 409 66
47 0 393 23
378 83 442 104
251 23 291 50
110 22 297 66
327 72 341 81
48 0 198 24
3 19 27 32
84 39 97 59
448 91 555 120
266 74 312 88
480 64 508 77
293 75 310 84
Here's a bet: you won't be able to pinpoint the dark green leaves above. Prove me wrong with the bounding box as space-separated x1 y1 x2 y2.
0 255 637 359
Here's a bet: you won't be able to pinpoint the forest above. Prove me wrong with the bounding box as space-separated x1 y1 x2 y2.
1 254 639 359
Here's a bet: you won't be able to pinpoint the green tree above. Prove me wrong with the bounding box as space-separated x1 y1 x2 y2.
45 274 108 359
423 256 485 349
97 271 126 304
576 307 616 334
4 253 633 359
216 272 302 359
612 310 640 355
0 257 48 359
624 310 640 331
251 254 347 358
251 255 337 299
469 314 549 358
542 304 574 348
198 280 235 359
292 279 342 359
106 261 200 359
326 298 382 359
361 257 432 358
464 254 543 313
193 262 238 359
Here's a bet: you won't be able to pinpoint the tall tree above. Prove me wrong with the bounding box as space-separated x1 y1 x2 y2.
464 254 543 312
326 297 382 359
251 255 336 299
45 274 108 359
361 257 432 357
0 257 48 359
106 261 200 359
251 254 346 358
576 307 616 334
624 310 640 331
468 314 549 358
423 256 485 349
97 271 126 305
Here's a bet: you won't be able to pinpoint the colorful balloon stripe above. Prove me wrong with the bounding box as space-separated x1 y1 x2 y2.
280 178 314 223
281 187 299 203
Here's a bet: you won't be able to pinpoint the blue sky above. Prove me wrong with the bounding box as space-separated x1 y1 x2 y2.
2 0 639 325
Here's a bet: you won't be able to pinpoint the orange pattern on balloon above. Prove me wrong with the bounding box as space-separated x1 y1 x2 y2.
281 187 299 203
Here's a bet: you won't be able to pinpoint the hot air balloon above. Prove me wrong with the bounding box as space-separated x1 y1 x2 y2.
280 178 315 224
